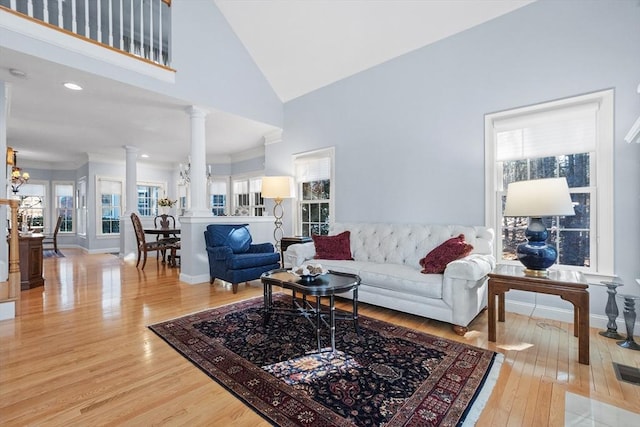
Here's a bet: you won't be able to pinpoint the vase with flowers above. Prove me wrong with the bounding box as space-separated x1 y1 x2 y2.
158 197 176 215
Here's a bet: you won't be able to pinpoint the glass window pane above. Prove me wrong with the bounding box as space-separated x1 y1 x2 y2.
558 231 590 267
502 160 528 187
561 193 590 228
530 156 558 179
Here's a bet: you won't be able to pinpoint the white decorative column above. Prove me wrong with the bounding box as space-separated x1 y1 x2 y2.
184 106 211 217
123 145 138 215
120 145 138 260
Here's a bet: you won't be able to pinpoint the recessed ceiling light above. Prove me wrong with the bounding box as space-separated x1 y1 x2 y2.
63 82 83 91
9 68 27 78
141 154 149 158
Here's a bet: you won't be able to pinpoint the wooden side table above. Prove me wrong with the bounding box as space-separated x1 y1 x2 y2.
17 233 45 290
488 264 589 365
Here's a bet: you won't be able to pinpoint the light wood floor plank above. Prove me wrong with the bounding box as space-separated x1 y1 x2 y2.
1 250 639 426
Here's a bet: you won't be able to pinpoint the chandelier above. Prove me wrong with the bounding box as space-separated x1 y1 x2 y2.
7 147 29 194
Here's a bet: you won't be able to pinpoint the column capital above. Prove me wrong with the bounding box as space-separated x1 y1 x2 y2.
123 145 139 153
185 105 209 119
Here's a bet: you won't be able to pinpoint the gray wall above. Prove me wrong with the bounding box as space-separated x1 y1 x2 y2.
267 0 640 314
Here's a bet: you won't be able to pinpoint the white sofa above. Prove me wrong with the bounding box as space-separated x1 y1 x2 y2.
284 223 496 335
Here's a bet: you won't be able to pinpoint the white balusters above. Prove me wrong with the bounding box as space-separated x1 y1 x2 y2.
119 0 124 51
4 0 170 67
149 0 154 61
84 0 90 38
158 0 163 64
139 0 144 58
42 0 49 23
97 0 102 43
57 0 63 28
71 0 77 33
108 0 113 47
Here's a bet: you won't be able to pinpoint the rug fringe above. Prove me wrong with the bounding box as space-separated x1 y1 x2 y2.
461 352 505 426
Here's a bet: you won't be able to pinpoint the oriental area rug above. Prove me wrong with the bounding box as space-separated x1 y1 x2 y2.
149 295 503 426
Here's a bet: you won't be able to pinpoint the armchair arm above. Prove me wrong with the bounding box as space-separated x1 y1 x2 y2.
444 254 496 283
283 242 316 267
247 242 276 254
206 246 233 261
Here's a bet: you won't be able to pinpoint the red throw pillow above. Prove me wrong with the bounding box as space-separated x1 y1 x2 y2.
419 234 473 274
312 231 353 260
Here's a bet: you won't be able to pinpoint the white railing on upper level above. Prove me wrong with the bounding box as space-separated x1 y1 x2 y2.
0 0 172 67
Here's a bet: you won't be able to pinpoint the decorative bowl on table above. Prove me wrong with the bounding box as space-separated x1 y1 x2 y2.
292 263 328 282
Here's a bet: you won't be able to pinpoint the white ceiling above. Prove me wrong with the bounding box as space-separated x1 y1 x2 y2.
216 0 535 102
1 0 534 168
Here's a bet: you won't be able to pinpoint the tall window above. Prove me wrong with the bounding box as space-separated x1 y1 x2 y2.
485 90 613 276
17 182 46 231
294 148 334 236
97 177 122 235
209 179 227 216
53 182 74 232
232 177 264 216
137 183 164 216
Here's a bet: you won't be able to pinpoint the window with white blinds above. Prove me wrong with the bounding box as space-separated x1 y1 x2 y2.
209 179 228 216
485 90 614 277
495 102 599 161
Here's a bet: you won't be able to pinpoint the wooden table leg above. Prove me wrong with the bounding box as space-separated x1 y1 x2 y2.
488 287 496 342
577 293 590 365
498 292 506 322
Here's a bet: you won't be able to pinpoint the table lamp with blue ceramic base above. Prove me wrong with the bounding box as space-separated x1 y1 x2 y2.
503 178 575 277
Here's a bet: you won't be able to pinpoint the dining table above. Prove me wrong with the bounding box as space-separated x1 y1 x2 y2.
143 227 181 267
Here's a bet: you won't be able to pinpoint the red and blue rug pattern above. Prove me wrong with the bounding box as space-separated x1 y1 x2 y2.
149 294 502 426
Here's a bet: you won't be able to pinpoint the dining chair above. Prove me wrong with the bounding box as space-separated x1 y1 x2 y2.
131 212 176 269
42 214 63 254
153 214 180 263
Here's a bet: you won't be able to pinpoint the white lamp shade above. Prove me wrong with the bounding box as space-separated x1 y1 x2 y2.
504 177 575 217
261 176 294 199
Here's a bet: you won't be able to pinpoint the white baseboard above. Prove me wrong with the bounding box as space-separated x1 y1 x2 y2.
505 299 640 331
179 273 210 285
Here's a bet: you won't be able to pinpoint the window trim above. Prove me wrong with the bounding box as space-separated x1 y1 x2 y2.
230 172 265 216
136 180 167 217
293 147 335 236
52 180 75 234
95 175 123 237
484 90 614 278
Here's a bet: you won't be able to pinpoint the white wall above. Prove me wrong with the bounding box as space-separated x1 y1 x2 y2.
267 0 640 322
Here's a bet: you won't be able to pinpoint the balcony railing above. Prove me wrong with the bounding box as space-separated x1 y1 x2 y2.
0 0 172 67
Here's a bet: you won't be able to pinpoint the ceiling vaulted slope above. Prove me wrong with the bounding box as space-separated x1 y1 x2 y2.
0 1 534 166
215 0 535 102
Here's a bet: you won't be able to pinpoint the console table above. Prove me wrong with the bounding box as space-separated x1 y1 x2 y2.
18 233 45 290
488 264 589 365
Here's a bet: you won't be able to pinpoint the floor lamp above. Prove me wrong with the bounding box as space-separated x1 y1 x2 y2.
262 176 294 254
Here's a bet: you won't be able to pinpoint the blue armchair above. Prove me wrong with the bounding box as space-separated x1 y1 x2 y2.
204 224 280 293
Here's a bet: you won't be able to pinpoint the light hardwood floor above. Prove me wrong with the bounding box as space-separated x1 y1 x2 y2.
1 249 638 426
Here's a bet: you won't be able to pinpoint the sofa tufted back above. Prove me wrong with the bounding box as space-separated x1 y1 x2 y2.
330 223 494 269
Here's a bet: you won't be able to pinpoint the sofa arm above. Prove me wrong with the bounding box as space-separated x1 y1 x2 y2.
283 242 316 268
444 254 496 283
